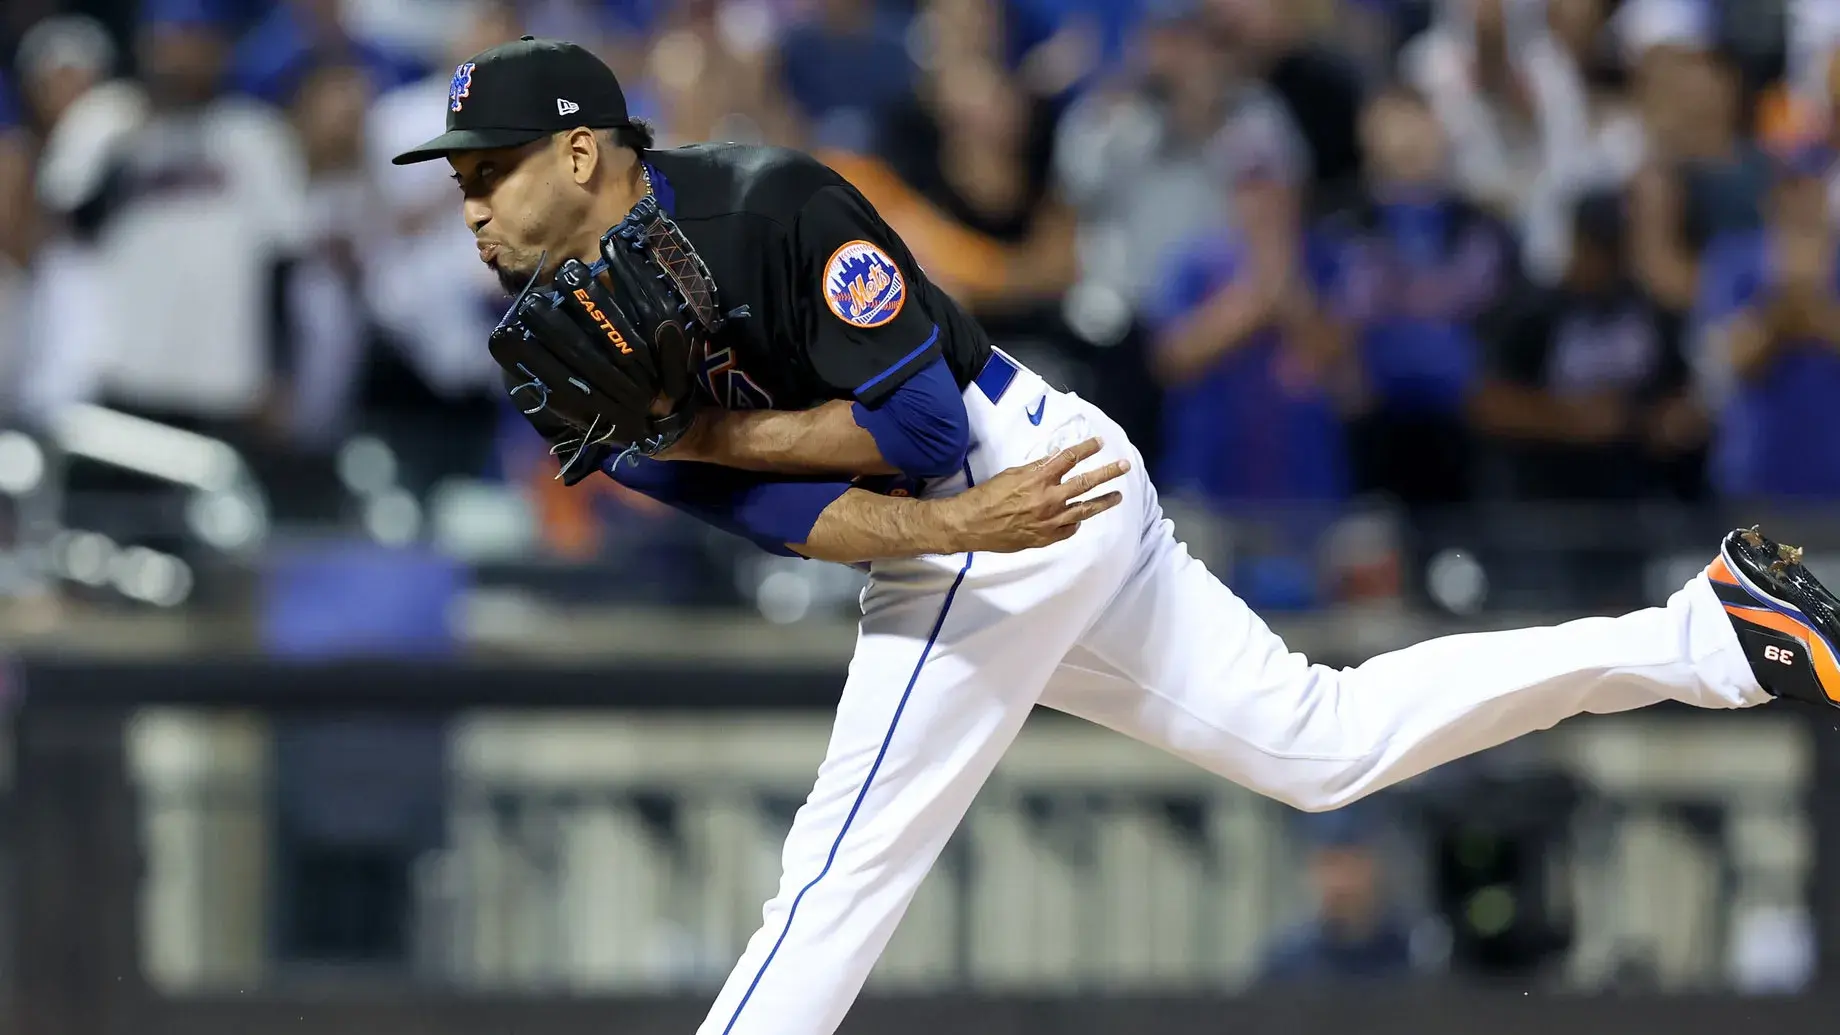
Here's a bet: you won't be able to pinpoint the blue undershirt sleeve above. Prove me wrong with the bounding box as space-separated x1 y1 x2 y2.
849 357 970 480
610 456 851 557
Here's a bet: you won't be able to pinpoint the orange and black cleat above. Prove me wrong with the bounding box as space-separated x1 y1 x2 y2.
1708 527 1840 708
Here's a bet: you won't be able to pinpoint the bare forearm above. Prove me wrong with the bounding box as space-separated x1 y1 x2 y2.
791 488 963 563
1726 309 1784 380
1629 170 1697 311
1156 182 1296 386
1470 381 1582 440
1153 280 1283 385
1279 291 1345 366
1808 297 1840 345
687 400 898 476
793 435 1134 562
0 140 36 268
1632 224 1697 311
1003 203 1079 300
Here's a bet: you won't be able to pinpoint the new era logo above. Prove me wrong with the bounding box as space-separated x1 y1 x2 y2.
557 98 580 116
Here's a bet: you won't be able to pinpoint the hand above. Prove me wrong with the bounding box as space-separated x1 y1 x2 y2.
1400 269 1456 321
653 402 712 461
1643 394 1708 454
1765 287 1829 340
940 438 1131 553
1559 394 1631 445
1272 278 1320 330
1775 231 1833 295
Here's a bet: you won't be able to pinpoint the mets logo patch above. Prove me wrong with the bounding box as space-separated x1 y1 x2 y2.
823 240 906 329
449 62 476 113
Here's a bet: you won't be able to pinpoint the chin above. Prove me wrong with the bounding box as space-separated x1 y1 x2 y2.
494 264 534 296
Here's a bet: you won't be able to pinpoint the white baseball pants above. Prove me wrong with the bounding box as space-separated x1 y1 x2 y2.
696 352 1768 1035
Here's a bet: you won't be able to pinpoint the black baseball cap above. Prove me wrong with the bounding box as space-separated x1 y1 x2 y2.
392 36 630 166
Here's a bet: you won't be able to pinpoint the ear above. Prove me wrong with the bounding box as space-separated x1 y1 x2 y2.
563 127 600 186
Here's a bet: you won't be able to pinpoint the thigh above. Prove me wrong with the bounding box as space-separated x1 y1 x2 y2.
1037 645 1143 717
1049 510 1340 783
784 486 1148 874
703 461 1148 1033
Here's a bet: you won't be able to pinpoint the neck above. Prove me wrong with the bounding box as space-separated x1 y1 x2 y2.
567 154 650 265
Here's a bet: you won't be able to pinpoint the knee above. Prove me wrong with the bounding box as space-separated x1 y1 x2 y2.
1288 784 1373 813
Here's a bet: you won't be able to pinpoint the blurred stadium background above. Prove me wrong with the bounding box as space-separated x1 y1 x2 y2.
3 0 1840 1032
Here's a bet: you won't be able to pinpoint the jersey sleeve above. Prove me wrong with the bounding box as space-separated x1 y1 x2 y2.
791 183 943 408
609 456 851 557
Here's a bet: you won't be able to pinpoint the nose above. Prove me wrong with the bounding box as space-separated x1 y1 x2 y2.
463 196 490 234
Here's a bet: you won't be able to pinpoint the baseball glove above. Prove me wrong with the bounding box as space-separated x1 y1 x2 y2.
491 194 732 484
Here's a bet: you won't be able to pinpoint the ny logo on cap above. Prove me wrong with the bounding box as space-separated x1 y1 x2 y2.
449 61 475 112
557 98 581 116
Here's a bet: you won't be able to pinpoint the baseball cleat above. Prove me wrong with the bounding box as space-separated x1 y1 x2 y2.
1707 527 1840 707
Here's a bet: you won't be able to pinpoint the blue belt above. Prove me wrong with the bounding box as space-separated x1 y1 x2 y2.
973 350 1018 404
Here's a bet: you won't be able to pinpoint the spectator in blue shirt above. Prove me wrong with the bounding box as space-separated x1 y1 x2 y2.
1630 42 1768 315
1261 804 1418 984
1695 139 1840 499
778 0 917 153
232 0 425 107
1149 230 1350 509
1004 0 1142 97
1317 83 1517 505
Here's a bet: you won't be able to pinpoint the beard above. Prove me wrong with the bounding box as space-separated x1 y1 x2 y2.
490 246 553 296
493 261 532 297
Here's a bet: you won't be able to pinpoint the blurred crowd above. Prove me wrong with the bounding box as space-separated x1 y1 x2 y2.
4 0 1826 988
2 0 1840 557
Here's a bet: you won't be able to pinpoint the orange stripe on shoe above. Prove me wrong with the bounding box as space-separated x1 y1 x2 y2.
1731 608 1840 701
1706 556 1738 585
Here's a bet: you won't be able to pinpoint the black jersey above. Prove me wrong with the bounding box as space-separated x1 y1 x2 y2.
642 144 993 411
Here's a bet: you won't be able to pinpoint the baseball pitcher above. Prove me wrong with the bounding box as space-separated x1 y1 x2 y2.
395 37 1840 1035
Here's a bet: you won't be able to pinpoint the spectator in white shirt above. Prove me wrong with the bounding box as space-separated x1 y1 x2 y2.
1403 0 1646 283
363 1 522 409
15 14 133 424
360 1 532 492
1054 0 1307 318
26 0 309 442
275 52 384 449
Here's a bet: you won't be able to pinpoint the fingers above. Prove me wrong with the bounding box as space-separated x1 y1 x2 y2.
1039 437 1104 478
1020 493 1123 549
1053 491 1123 527
1058 458 1131 501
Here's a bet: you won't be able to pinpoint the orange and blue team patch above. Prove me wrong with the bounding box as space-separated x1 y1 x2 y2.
824 240 905 329
449 61 475 112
